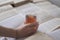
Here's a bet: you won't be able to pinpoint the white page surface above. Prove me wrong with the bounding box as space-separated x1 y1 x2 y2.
0 5 13 13
35 1 60 17
48 29 60 40
38 18 60 33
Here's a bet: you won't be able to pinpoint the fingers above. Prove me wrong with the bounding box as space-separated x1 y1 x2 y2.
30 22 39 27
16 22 39 31
24 22 39 28
16 22 39 38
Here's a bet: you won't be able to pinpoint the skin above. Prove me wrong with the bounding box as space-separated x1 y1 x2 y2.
0 22 39 38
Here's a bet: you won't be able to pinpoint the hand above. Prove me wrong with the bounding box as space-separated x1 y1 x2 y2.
16 22 39 38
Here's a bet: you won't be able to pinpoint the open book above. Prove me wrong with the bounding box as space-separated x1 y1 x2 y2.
38 18 60 33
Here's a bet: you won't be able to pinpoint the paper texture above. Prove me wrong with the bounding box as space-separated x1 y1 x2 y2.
0 14 25 29
38 18 60 33
0 5 13 13
35 1 60 17
0 0 13 6
48 29 60 40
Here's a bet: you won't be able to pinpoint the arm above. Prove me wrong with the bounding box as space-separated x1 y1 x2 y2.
0 26 16 38
0 22 39 38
